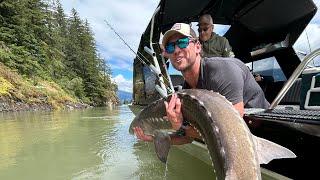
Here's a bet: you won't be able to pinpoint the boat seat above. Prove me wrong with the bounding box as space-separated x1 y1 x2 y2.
245 108 320 127
280 78 301 105
304 73 320 110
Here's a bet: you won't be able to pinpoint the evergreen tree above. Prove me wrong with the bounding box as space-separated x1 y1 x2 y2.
65 8 82 78
0 0 118 106
43 0 66 79
0 0 44 77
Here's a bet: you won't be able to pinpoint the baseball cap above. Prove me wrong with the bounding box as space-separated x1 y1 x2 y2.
197 14 214 26
162 23 197 46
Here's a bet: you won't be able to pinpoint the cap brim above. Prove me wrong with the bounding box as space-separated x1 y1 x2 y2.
162 30 192 46
197 22 211 26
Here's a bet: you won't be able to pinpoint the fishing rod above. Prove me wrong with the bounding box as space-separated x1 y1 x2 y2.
104 19 173 96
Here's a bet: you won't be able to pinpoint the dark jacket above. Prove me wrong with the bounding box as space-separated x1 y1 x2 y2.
200 32 234 58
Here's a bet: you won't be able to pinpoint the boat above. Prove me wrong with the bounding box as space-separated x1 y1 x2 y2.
129 0 320 179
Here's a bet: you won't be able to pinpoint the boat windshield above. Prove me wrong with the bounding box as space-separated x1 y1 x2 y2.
293 0 320 67
246 57 287 82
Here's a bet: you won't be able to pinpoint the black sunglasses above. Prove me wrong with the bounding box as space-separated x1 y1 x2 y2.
198 26 212 33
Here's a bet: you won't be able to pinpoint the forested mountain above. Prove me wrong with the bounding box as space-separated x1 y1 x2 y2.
117 90 132 103
0 0 118 107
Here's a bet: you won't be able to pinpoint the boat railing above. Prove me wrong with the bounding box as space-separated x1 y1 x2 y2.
269 48 320 109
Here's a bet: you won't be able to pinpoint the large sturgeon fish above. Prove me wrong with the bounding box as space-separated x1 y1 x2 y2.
129 89 296 180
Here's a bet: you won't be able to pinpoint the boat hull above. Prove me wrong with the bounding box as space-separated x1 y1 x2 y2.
176 141 291 180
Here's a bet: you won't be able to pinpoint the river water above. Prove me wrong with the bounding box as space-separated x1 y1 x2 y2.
0 105 214 180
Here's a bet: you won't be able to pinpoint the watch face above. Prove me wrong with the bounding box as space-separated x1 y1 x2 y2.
176 127 186 136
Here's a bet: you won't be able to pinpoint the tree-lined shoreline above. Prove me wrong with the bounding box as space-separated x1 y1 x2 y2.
0 0 118 111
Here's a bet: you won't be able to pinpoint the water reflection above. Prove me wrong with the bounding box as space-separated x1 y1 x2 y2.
0 105 215 180
72 105 139 180
131 141 215 180
132 142 166 179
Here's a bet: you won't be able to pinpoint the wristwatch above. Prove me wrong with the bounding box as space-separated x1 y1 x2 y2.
176 121 190 136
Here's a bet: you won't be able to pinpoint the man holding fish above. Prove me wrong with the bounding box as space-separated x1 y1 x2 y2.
129 23 296 180
134 22 269 143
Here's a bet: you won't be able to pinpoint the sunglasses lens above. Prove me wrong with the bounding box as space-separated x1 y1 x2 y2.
198 27 208 32
177 37 189 49
165 42 175 54
165 37 190 54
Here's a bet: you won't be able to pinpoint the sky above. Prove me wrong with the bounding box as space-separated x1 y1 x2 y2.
60 0 320 93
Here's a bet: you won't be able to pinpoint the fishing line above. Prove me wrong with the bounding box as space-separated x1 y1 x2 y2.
304 28 315 66
104 20 150 65
104 19 172 92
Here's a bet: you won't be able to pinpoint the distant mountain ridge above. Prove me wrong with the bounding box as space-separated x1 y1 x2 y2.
117 90 132 101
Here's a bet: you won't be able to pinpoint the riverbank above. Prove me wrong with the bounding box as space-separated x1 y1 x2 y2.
0 63 93 112
0 96 90 112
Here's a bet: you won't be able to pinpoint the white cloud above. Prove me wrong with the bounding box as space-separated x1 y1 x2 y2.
61 0 160 71
294 23 320 54
61 0 320 72
312 0 320 24
112 74 133 93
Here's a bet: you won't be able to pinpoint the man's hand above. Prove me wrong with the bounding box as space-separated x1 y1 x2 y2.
133 127 153 142
164 94 183 130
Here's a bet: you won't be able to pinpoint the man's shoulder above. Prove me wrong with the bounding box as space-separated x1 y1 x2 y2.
203 57 224 62
202 57 229 70
203 57 239 63
203 57 244 70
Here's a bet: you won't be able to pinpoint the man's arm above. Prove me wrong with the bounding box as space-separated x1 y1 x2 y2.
233 101 244 117
170 135 194 145
134 94 197 145
133 126 195 145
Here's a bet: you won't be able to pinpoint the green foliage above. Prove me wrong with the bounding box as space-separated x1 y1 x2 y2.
0 76 13 95
0 0 118 106
64 77 86 99
0 62 76 110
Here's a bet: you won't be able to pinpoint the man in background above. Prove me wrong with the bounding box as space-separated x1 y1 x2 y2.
198 14 234 58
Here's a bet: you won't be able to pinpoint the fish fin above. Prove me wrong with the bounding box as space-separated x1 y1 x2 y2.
253 135 296 164
154 130 171 163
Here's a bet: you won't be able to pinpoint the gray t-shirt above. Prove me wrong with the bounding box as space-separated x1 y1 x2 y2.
183 57 270 108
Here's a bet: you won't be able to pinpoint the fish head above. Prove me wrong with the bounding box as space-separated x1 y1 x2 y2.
129 98 172 135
